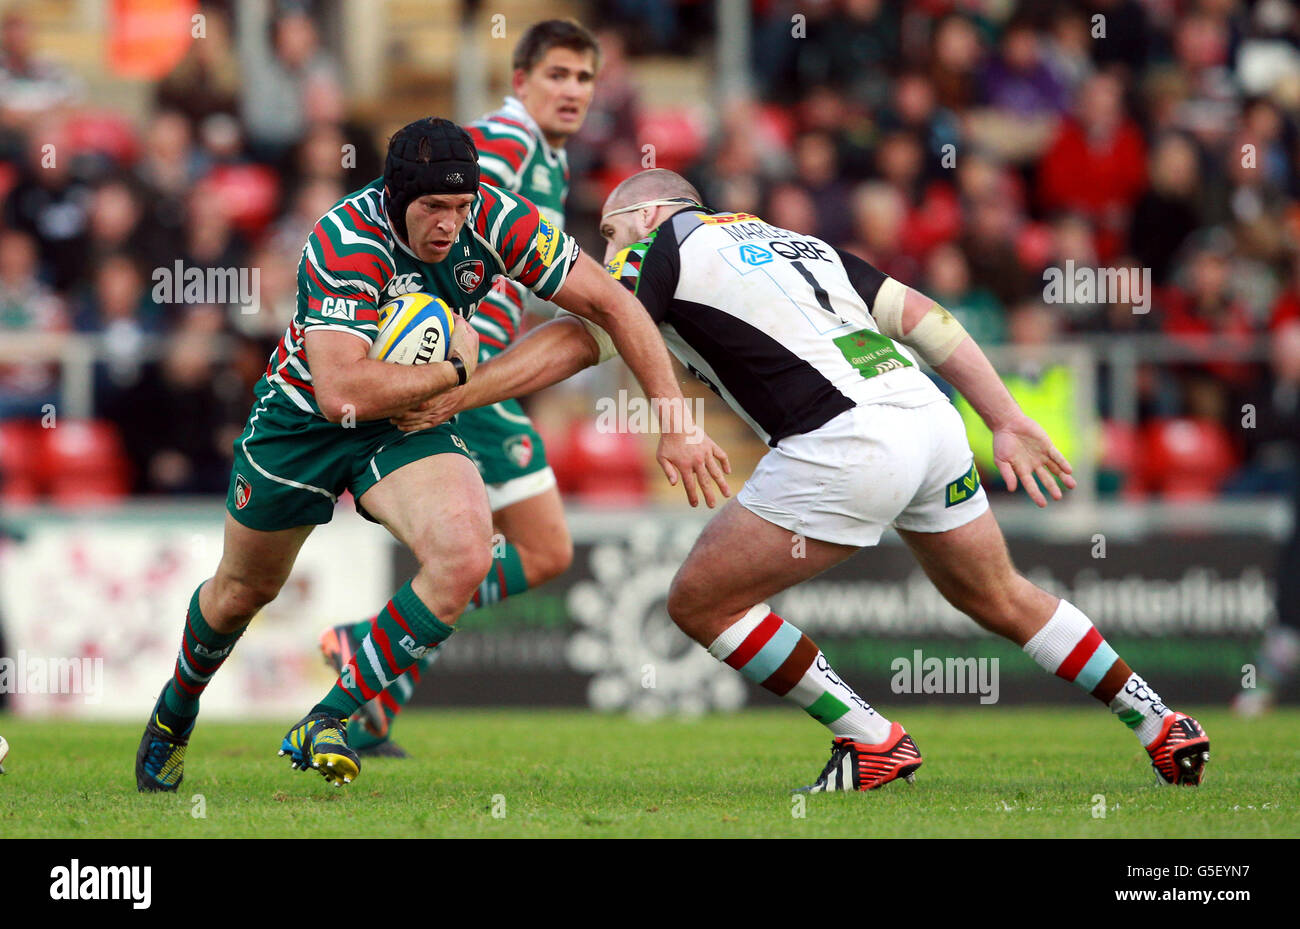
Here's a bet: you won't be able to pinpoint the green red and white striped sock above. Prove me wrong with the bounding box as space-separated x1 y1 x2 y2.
344 540 530 730
1023 599 1169 744
1108 673 1172 747
707 604 892 743
314 580 454 720
472 539 529 613
160 583 243 730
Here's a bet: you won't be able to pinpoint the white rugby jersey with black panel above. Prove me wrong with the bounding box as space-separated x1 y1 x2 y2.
603 207 945 446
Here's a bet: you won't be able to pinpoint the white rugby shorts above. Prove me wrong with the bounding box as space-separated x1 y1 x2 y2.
485 465 558 512
736 399 989 547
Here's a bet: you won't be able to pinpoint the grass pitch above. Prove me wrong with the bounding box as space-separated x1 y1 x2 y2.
0 707 1295 838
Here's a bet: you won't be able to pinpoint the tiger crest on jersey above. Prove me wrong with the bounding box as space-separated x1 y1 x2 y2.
234 474 252 510
455 259 485 292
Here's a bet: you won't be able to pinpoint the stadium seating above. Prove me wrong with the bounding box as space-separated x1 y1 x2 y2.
635 107 707 174
44 420 130 503
548 420 648 504
1 419 131 503
1098 418 1140 498
204 164 281 239
0 420 45 502
1139 417 1239 500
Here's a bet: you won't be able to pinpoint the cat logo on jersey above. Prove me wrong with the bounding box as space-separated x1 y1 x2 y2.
535 217 559 267
455 259 485 292
699 212 759 225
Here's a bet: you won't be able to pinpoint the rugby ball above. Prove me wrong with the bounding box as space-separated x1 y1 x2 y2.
368 292 455 365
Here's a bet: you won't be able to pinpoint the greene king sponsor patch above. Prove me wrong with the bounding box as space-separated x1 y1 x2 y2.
832 328 913 379
944 462 980 507
234 474 252 509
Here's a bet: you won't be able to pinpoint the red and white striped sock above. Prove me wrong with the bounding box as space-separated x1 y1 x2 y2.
707 604 892 743
1023 599 1169 744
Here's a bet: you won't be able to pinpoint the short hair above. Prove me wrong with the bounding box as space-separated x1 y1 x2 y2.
513 19 601 74
606 169 703 213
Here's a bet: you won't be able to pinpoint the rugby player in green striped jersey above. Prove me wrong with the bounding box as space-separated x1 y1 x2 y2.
318 20 610 758
136 117 730 792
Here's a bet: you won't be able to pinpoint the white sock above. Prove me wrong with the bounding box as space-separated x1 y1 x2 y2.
1109 673 1172 746
706 605 892 743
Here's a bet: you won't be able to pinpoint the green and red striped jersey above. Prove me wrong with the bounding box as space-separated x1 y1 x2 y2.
464 96 570 357
263 177 578 417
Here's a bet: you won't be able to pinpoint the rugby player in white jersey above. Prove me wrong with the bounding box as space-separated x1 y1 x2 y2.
401 169 1211 790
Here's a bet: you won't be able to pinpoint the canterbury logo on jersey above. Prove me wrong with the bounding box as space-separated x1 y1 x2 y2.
385 273 423 298
531 164 553 195
319 297 359 319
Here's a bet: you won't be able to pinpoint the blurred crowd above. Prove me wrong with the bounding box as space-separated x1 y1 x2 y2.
2 0 1299 500
0 1 378 495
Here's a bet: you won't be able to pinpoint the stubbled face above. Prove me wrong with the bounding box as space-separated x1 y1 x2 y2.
402 192 474 263
598 203 649 264
515 47 597 146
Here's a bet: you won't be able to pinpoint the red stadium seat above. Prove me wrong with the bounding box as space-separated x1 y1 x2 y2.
64 110 140 165
1139 418 1238 500
0 420 46 502
0 161 17 206
549 420 648 505
204 164 281 238
757 104 797 149
43 420 130 503
1015 222 1053 271
636 108 707 174
1099 419 1140 497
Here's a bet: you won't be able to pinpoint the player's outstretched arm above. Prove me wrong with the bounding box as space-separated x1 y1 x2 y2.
550 252 732 508
389 315 601 431
891 284 1076 507
307 327 476 424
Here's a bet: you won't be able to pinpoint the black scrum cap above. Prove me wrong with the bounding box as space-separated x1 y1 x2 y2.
383 117 480 244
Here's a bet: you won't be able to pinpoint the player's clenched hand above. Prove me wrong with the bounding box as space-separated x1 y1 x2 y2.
992 413 1076 507
389 387 464 432
449 318 480 379
657 428 732 508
